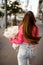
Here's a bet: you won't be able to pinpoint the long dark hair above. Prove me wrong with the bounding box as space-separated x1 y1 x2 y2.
19 11 36 39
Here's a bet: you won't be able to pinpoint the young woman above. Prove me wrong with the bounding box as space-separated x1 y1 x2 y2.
9 11 41 65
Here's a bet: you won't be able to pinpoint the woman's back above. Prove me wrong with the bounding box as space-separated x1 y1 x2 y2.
18 25 39 44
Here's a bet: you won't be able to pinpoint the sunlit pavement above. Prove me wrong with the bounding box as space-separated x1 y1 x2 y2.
0 23 43 65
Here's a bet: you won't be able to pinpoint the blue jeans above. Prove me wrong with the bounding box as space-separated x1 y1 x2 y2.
17 42 36 65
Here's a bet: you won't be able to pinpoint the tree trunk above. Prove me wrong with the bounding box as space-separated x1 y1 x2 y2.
5 0 7 28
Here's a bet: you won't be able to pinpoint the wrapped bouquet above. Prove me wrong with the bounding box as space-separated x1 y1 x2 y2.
3 26 19 50
3 26 18 38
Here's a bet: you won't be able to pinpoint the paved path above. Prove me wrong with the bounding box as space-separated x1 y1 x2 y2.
0 24 43 65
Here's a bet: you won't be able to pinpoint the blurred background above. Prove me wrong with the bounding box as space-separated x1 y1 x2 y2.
0 0 43 65
0 0 43 28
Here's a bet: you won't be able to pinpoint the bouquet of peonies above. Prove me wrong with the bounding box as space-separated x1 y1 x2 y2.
3 26 18 38
3 26 19 50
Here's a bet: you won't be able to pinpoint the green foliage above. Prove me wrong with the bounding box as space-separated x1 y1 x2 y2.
0 11 4 17
12 1 20 5
1 1 23 15
7 4 11 11
1 4 11 11
10 1 22 14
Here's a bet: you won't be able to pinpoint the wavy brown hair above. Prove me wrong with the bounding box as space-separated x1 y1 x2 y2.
19 11 36 40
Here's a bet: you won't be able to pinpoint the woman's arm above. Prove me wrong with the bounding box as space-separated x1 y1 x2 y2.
9 27 23 44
